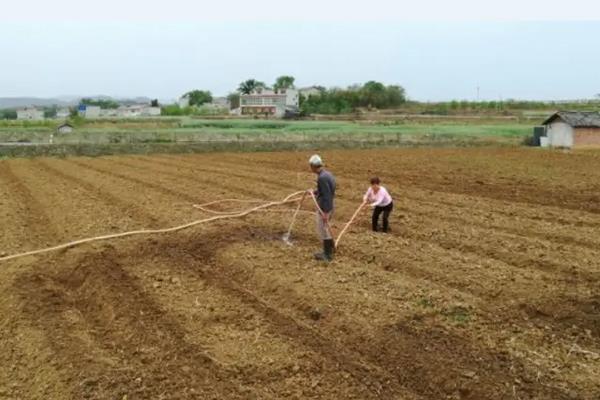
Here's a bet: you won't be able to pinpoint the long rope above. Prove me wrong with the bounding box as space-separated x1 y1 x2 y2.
0 191 304 263
1 190 369 263
283 191 308 239
193 194 304 215
335 201 367 248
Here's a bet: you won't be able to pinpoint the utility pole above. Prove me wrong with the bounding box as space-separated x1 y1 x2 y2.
477 86 480 101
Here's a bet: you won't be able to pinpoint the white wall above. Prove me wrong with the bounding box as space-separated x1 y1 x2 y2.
17 108 44 120
547 121 573 148
83 106 101 118
285 89 299 107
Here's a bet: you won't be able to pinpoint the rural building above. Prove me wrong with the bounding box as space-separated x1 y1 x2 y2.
78 105 101 119
16 107 44 121
542 111 600 148
57 123 74 134
114 105 161 117
240 88 299 118
56 108 71 119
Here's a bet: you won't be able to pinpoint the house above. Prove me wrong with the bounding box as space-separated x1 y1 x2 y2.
57 123 74 134
16 107 44 121
56 108 71 119
114 105 161 118
542 111 600 148
240 88 299 118
142 106 161 116
78 105 101 118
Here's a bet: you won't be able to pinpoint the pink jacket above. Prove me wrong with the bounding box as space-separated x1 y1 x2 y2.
363 186 393 207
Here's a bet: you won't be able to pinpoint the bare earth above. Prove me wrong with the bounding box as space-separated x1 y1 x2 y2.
1 148 599 400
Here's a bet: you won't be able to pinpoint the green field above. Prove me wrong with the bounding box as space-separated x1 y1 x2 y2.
0 117 532 145
0 116 537 158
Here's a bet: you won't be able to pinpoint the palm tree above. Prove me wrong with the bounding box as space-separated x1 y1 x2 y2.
238 79 267 95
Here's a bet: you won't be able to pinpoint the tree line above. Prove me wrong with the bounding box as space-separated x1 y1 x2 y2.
300 81 406 114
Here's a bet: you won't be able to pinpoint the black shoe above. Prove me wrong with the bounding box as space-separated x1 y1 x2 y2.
315 240 334 262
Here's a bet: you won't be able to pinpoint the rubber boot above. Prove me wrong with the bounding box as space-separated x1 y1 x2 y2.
315 240 334 262
324 239 335 261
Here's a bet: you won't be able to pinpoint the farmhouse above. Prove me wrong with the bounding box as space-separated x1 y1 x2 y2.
542 111 600 148
57 123 74 134
113 105 161 118
56 108 71 119
16 107 44 121
78 105 101 119
240 88 299 118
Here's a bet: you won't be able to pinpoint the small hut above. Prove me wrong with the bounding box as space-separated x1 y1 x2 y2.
542 111 600 148
57 123 74 134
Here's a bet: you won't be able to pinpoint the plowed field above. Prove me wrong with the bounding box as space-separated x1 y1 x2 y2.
1 148 599 400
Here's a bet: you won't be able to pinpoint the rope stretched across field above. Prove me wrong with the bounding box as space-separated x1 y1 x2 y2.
0 190 368 263
0 191 304 263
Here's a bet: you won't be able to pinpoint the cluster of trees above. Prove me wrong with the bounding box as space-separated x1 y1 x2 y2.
416 99 600 115
237 76 296 95
183 90 212 106
300 81 406 114
80 98 120 109
0 109 17 120
161 90 215 116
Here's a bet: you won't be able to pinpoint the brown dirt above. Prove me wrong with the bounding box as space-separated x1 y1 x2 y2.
1 148 599 399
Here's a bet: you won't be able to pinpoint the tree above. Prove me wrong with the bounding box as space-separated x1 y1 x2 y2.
150 99 159 107
300 82 406 115
0 109 17 120
227 92 240 109
44 107 58 119
273 75 295 92
238 79 267 95
184 90 212 106
81 98 120 109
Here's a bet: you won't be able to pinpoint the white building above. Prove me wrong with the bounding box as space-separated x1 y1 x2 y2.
114 105 161 118
240 89 299 118
17 107 44 121
79 105 101 118
56 108 71 119
542 111 600 148
142 106 161 116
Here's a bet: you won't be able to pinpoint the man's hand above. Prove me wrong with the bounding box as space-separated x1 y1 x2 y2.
321 212 329 223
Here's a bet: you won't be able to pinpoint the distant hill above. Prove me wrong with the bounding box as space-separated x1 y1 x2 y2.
0 96 154 109
0 97 75 109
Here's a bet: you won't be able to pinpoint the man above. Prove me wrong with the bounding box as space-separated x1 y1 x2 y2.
309 154 336 262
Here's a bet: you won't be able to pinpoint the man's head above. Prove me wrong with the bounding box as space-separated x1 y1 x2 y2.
309 154 323 173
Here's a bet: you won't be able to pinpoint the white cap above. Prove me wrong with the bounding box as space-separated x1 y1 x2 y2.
309 154 323 166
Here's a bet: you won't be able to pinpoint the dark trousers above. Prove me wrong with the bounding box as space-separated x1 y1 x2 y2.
372 202 393 232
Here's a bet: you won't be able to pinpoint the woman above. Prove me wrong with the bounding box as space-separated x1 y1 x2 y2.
363 177 393 232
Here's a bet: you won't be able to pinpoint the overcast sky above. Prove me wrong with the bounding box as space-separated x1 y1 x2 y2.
1 0 600 101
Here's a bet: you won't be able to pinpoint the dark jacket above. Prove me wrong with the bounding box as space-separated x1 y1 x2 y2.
316 169 336 213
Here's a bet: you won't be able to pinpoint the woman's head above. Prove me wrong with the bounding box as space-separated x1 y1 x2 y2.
370 176 380 191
